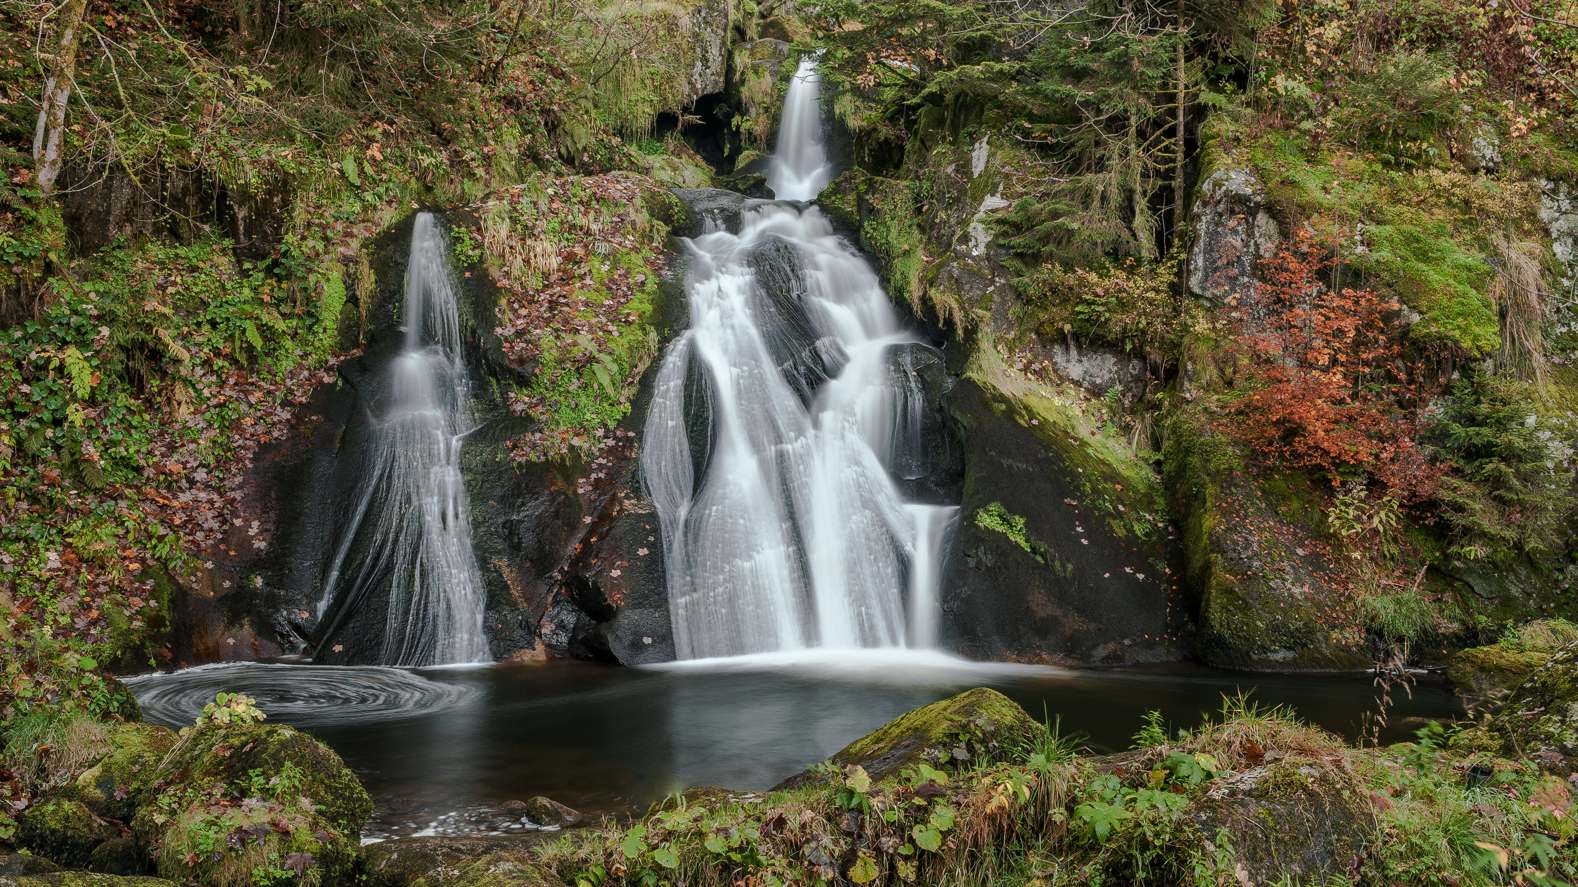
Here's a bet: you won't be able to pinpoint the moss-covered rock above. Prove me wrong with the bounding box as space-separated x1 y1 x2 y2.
1448 620 1578 710
0 855 62 876
941 336 1178 665
1451 637 1552 707
364 836 557 887
15 800 118 869
1488 640 1578 773
1162 409 1372 670
779 688 1041 788
1189 757 1373 883
65 725 175 823
131 723 370 887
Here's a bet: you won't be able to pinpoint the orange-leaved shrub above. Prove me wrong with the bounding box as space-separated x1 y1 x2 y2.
1223 229 1442 502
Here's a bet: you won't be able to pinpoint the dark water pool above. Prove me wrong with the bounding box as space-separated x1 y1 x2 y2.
127 651 1459 837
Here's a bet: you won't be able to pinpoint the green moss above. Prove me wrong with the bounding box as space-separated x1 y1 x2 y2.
818 688 1043 781
1358 223 1498 355
974 502 1043 562
965 335 1165 544
16 798 116 867
69 723 177 821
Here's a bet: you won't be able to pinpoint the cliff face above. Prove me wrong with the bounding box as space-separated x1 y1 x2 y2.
809 0 1578 671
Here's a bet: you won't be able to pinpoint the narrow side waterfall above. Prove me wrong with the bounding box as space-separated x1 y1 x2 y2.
644 61 959 660
314 213 489 666
766 57 832 202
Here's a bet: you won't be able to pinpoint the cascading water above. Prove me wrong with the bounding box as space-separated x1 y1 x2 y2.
766 57 832 201
643 59 959 660
313 213 489 667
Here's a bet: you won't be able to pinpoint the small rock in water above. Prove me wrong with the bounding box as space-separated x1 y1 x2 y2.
502 796 581 828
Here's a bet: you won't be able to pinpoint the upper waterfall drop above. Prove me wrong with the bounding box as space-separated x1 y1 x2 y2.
313 212 489 667
643 59 959 660
766 57 833 202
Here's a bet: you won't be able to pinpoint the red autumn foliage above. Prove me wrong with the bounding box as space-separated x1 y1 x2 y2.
1225 229 1442 502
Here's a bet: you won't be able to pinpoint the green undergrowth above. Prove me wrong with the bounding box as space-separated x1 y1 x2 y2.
974 502 1045 563
1221 124 1538 359
528 694 1575 886
0 237 345 720
481 174 676 461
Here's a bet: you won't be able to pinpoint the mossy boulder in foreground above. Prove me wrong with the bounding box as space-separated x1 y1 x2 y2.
1189 756 1372 882
64 725 176 823
1489 639 1578 774
130 722 371 887
15 800 118 869
778 687 1042 788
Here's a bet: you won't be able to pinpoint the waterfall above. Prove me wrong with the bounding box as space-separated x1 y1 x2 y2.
314 213 489 667
643 60 959 660
766 57 832 202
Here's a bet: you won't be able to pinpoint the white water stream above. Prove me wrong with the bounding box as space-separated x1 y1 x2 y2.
643 59 959 660
316 213 489 666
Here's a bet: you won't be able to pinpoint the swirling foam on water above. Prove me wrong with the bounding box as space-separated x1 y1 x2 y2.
125 662 480 729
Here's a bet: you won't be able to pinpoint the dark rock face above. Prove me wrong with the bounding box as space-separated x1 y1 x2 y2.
57 161 290 262
939 374 1180 665
672 189 750 236
882 342 962 502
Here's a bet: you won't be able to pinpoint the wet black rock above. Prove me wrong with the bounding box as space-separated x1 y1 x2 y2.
939 373 1179 665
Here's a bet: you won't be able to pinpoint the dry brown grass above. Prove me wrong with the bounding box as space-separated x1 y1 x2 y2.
1491 234 1549 385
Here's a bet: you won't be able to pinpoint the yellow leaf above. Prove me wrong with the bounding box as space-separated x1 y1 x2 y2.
1474 842 1509 871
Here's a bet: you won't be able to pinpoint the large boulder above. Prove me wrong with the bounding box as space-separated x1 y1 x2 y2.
15 800 118 869
940 340 1179 665
131 722 371 887
1449 620 1578 710
1187 168 1281 305
1189 757 1372 883
778 688 1042 788
1488 640 1578 774
1163 412 1372 670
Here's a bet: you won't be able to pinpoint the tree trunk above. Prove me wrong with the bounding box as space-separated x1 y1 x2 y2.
1173 12 1188 241
32 0 91 197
